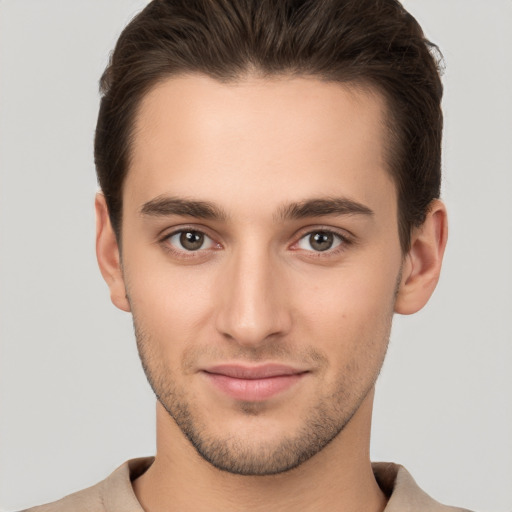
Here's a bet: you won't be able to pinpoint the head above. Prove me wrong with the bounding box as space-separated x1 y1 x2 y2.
95 0 447 476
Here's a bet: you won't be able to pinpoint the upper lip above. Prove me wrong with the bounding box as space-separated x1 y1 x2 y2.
203 364 307 379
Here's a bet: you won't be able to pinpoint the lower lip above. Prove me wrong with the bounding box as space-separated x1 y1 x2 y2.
204 372 306 401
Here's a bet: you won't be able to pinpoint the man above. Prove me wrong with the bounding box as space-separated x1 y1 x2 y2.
25 0 470 510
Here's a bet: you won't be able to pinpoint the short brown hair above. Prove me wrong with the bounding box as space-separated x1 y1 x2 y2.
94 0 443 253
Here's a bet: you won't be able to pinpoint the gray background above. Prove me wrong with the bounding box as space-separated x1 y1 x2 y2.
1 1 511 510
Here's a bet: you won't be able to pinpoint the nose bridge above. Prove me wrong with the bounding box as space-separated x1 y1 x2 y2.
215 238 290 346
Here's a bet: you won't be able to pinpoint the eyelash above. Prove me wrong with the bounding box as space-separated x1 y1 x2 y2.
292 228 352 258
158 226 352 260
158 226 220 260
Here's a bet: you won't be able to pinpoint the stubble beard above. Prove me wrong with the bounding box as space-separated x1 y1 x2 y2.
132 317 392 476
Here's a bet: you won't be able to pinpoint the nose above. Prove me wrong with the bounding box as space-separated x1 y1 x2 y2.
214 245 292 348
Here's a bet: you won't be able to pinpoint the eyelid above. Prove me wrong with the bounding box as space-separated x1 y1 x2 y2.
158 225 223 257
290 226 354 254
168 231 215 250
158 224 218 243
293 225 353 243
297 232 342 251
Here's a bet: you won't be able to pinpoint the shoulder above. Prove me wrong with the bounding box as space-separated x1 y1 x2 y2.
20 480 105 512
21 457 153 512
373 462 474 512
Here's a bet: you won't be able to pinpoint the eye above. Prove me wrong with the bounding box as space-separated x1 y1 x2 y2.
167 230 215 251
297 230 343 252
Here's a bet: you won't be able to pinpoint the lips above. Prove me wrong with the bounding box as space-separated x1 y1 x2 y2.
202 364 308 401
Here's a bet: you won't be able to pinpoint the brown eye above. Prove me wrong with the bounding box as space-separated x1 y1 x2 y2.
167 230 214 251
297 231 342 252
310 232 334 251
180 231 204 250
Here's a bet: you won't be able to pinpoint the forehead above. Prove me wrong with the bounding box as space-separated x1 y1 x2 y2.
126 74 396 218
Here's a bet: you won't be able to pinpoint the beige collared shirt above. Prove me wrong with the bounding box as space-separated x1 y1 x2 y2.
23 457 473 511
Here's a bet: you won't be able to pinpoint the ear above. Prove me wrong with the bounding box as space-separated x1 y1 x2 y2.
95 193 131 312
394 199 448 315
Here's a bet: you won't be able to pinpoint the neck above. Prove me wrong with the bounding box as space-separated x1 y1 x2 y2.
133 389 386 512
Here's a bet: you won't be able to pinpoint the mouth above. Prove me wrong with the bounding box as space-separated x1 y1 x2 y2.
201 364 309 402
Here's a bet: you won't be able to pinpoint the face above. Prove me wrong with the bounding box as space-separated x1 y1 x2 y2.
117 75 404 475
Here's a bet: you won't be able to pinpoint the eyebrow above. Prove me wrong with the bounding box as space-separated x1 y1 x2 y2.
275 197 374 221
140 195 374 222
140 196 228 220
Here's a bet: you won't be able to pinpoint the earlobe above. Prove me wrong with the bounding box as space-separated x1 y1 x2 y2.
95 193 131 312
394 199 448 315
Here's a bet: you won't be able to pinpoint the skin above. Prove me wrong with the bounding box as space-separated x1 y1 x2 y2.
96 74 447 511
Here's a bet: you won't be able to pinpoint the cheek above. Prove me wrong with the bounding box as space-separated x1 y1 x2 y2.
124 257 217 347
294 264 397 356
